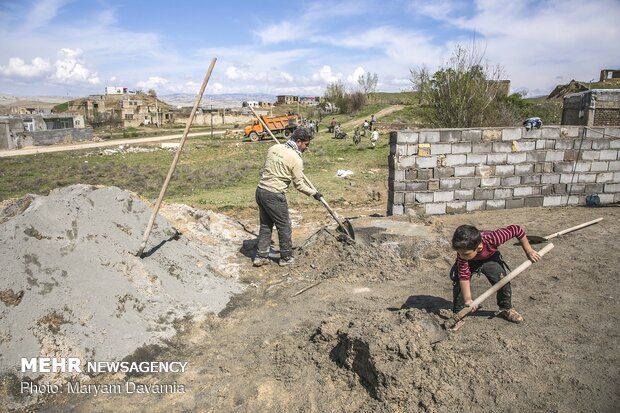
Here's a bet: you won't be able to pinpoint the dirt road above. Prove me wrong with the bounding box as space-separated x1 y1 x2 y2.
340 105 404 129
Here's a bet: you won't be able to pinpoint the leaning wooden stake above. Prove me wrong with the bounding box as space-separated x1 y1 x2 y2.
135 57 217 257
443 242 555 330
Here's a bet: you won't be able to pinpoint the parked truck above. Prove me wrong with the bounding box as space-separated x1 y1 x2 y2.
244 114 301 141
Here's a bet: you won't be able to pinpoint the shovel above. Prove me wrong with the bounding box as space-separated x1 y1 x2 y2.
249 108 355 242
526 217 603 245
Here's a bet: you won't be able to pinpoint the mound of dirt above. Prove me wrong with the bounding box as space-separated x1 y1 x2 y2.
0 185 244 384
547 79 588 99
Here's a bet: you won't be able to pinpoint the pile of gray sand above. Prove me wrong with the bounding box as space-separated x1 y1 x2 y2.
0 184 244 378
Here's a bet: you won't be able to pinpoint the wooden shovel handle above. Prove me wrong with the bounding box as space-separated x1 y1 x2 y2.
544 217 603 240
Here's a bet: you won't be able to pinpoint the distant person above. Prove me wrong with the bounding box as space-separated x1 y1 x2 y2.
353 127 361 145
370 114 376 130
370 129 379 148
523 117 542 131
254 128 323 267
362 119 369 135
328 117 337 133
448 224 541 331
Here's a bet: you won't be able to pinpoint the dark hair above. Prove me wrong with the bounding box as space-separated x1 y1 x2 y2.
452 225 482 250
291 127 313 142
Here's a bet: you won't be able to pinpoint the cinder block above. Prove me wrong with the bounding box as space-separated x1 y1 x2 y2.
535 139 546 150
563 150 579 161
553 162 574 173
486 199 506 210
392 181 407 191
559 174 574 184
416 156 438 168
562 195 580 205
592 140 611 150
524 129 542 139
389 204 404 215
568 184 585 194
541 127 560 139
543 196 562 207
481 177 501 187
604 183 620 192
399 155 417 168
440 178 461 189
554 183 568 193
419 130 440 143
482 129 502 141
460 178 481 188
390 143 400 155
506 198 525 209
466 200 486 212
454 189 474 200
524 196 544 208
609 160 620 171
581 151 600 160
526 151 546 162
428 179 440 190
534 163 544 173
474 188 494 200
541 174 561 184
543 162 554 173
472 142 493 153
575 161 591 172
502 176 521 186
391 169 406 181
467 154 488 164
454 166 476 177
590 162 609 172
392 192 405 204
610 140 620 149
495 165 515 176
396 131 419 144
487 153 507 165
452 142 472 154
407 144 419 156
614 171 620 181
541 184 553 195
516 141 536 151
494 188 513 199
405 169 418 180
446 201 467 214
492 142 513 153
586 128 605 139
502 128 522 141
560 126 581 138
445 154 467 166
605 128 620 138
585 183 604 193
431 143 452 154
600 150 618 161
405 192 415 205
507 153 527 164
407 181 428 191
598 194 615 204
555 139 574 150
435 167 455 178
417 169 433 180
462 129 482 141
515 164 534 175
440 130 463 142
476 165 495 177
514 186 534 197
425 202 446 215
545 151 565 162
577 140 593 150
415 192 434 203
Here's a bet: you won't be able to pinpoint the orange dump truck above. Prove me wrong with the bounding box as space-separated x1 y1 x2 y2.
244 114 301 141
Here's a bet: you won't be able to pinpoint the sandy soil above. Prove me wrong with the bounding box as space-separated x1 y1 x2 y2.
3 196 619 412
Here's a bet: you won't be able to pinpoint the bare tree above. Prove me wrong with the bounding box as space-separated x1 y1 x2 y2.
358 72 379 95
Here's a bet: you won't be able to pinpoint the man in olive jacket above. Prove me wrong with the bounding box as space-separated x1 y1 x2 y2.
254 128 322 267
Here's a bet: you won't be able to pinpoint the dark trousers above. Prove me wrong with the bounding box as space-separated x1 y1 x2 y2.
255 187 292 260
450 252 512 313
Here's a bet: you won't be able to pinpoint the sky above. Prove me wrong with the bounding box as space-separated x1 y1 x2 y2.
0 0 619 98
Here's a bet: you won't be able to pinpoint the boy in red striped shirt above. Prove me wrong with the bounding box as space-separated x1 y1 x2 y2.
449 224 541 330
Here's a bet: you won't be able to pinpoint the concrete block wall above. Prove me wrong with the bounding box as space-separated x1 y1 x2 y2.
388 126 620 215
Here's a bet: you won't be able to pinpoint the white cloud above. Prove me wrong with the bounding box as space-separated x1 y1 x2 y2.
136 76 169 90
312 65 341 83
51 48 100 85
347 66 365 84
0 57 51 77
25 0 71 30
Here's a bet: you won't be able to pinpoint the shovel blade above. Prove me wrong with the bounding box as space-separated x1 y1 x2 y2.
337 219 355 241
526 235 549 245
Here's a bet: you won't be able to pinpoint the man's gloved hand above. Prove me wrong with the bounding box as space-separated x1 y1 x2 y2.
313 191 323 201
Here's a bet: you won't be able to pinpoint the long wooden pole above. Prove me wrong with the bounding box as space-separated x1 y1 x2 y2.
444 242 555 329
135 57 217 257
543 217 603 240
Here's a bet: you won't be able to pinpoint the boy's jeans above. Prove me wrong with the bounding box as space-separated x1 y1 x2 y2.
450 251 512 313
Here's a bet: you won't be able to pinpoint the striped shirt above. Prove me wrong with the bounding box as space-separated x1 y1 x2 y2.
455 225 525 281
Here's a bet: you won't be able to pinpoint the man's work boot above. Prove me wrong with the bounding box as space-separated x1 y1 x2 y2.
279 256 295 267
253 256 270 267
498 308 524 323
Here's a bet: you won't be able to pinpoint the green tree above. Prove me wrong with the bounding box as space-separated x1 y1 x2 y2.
411 45 504 127
358 72 378 95
324 80 349 114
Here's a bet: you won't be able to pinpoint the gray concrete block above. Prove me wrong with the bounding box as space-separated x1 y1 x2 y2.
592 140 611 150
604 183 620 192
560 126 581 138
454 166 476 177
407 144 419 156
440 178 461 189
486 199 506 210
435 167 455 178
399 155 417 168
543 196 562 207
405 192 415 205
581 151 600 160
495 165 515 176
476 165 495 178
415 192 434 203
524 129 542 139
501 176 521 186
585 183 604 193
452 142 472 154
460 178 481 188
615 171 620 181
481 177 501 187
610 161 620 171
392 169 406 180
600 150 618 161
474 188 494 200
454 189 474 200
577 140 592 150
562 195 580 206
425 202 446 215
467 154 487 164
563 150 579 161
472 142 492 153
586 128 605 139
396 131 419 143
405 169 418 180
515 164 534 175
506 198 525 209
545 151 565 162
389 204 404 215
568 184 585 194
541 127 560 139
514 186 534 197
462 129 482 141
543 162 554 173
482 129 502 141
434 191 454 202
416 156 438 168
502 128 522 141
446 201 467 214
535 139 546 150
575 161 591 172
559 174 574 184
427 180 440 191
507 152 527 164
553 162 574 173
440 130 463 142
466 200 486 212
541 174 561 184
417 169 433 180
492 141 513 153
431 143 452 154
524 196 544 208
419 130 440 143
407 181 428 191
516 141 536 151
541 184 553 195
554 139 574 150
610 140 620 149
526 151 547 162
487 153 507 165
590 161 609 172
494 188 513 199
392 180 407 191
445 154 467 166
393 192 405 204
554 183 568 193
598 193 615 204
